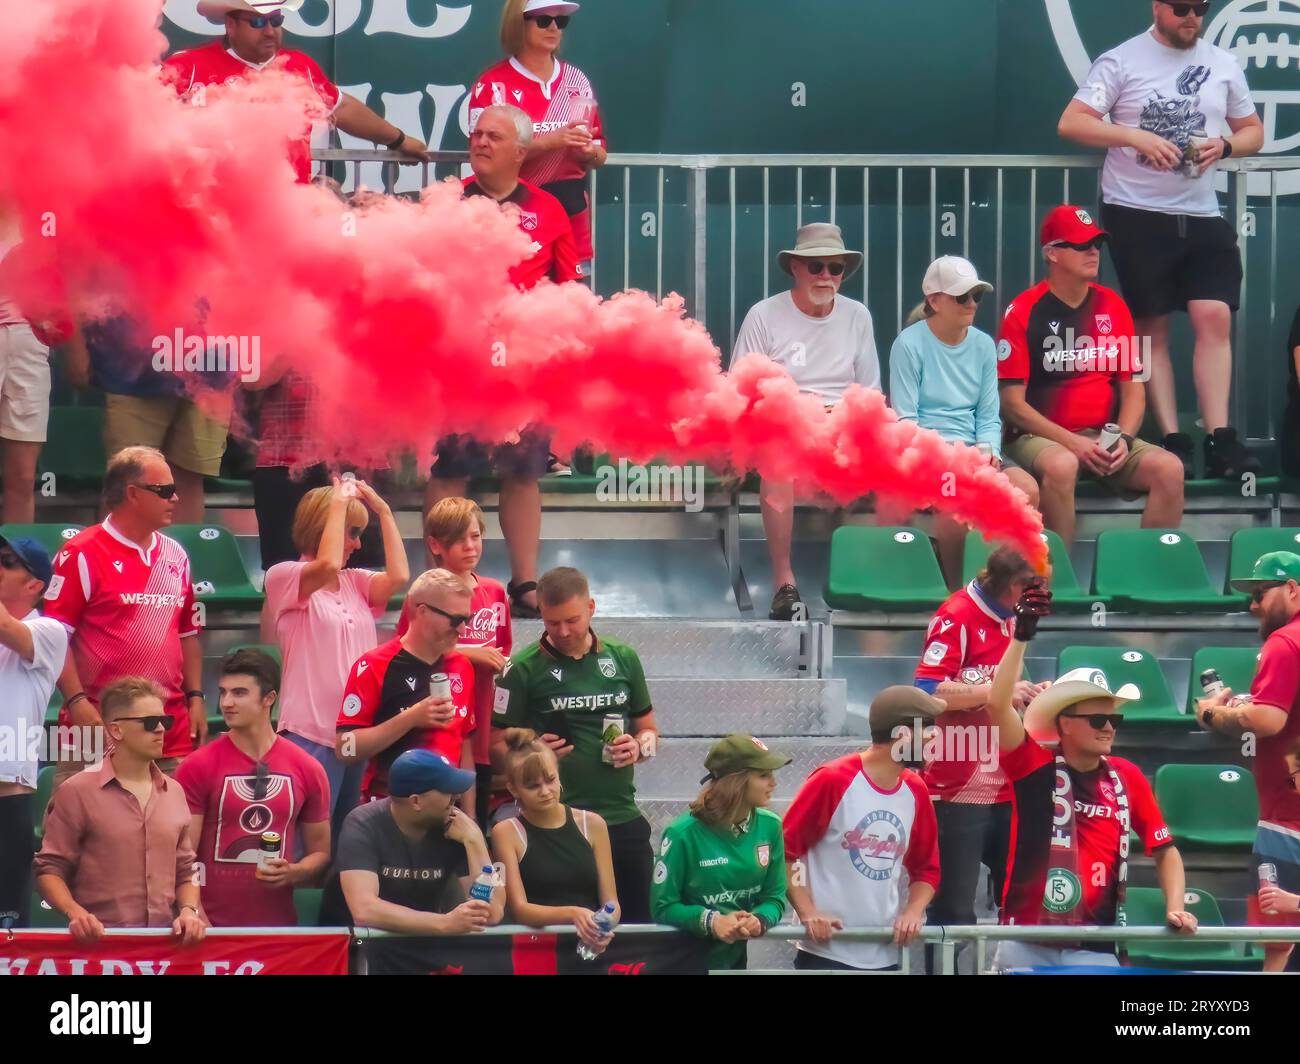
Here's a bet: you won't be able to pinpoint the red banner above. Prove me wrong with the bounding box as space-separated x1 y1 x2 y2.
0 933 349 975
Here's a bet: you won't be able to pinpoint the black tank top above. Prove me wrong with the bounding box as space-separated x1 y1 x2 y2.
515 808 600 910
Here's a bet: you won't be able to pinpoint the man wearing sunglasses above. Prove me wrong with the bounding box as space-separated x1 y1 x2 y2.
36 677 205 945
998 205 1185 546
0 535 66 930
732 223 880 621
337 569 477 809
984 584 1195 969
1058 1 1265 482
162 0 429 186
1200 551 1300 970
45 446 206 790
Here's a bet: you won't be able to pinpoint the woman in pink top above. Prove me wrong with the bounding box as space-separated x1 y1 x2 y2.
261 477 409 836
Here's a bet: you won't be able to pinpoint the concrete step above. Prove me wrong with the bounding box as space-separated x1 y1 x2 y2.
637 738 862 799
651 678 847 737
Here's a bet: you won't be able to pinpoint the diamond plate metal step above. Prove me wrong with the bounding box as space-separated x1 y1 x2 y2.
636 799 790 848
637 738 864 799
511 619 828 678
651 678 847 737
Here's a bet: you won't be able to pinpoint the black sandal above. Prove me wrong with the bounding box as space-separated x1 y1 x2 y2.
508 580 541 619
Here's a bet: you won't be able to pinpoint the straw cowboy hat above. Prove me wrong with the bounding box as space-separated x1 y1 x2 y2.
197 0 303 23
777 223 863 279
1022 667 1140 742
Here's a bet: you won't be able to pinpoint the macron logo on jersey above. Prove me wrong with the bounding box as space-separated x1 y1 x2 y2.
119 593 184 607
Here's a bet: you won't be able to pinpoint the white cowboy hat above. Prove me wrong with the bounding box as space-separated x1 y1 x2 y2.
777 223 863 279
523 0 581 12
1022 667 1140 742
197 0 303 23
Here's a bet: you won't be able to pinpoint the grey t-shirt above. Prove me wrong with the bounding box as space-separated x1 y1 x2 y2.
322 799 467 924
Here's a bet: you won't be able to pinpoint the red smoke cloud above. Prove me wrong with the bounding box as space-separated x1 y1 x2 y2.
0 0 1046 569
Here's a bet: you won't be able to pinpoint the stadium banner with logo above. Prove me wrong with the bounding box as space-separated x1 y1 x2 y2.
0 932 350 975
361 929 712 975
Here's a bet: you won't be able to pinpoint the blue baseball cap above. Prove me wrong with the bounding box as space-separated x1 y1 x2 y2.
389 749 475 798
0 535 53 589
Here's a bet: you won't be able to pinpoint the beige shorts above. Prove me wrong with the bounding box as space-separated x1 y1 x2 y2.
0 324 51 442
104 392 231 477
1006 429 1156 497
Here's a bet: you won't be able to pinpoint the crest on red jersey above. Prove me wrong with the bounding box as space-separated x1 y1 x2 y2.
1096 314 1113 335
518 211 539 232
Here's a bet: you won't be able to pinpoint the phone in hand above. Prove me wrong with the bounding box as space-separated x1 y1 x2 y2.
541 711 569 744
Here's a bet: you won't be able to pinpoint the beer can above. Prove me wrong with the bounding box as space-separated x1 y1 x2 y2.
600 714 624 764
257 831 282 875
429 672 451 701
1259 862 1279 887
1097 423 1123 451
1199 668 1225 698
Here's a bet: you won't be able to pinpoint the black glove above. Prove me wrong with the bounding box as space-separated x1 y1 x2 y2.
1013 581 1052 642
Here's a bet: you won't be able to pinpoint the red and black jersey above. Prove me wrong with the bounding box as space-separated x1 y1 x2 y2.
996 282 1138 434
337 638 476 801
462 177 581 289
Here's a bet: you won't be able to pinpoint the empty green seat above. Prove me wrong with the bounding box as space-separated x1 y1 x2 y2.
294 887 323 927
1154 764 1258 851
1225 528 1300 602
1122 886 1260 970
825 526 948 612
168 524 261 609
1093 529 1239 613
1055 645 1186 726
0 523 85 560
38 406 106 484
1185 646 1261 716
33 765 55 847
961 530 1101 612
28 892 69 929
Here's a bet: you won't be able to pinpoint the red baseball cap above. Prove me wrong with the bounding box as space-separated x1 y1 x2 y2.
1040 205 1107 247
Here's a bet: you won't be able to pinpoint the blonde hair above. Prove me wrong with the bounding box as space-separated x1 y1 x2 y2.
905 299 935 326
100 676 165 721
689 771 757 828
291 486 368 557
499 0 528 55
424 497 486 563
408 567 472 605
502 728 560 791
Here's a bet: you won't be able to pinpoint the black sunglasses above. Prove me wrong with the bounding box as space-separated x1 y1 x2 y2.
114 714 172 732
1251 582 1285 604
805 261 846 277
953 290 985 306
1052 237 1107 252
135 482 178 500
414 601 470 628
1061 712 1124 730
237 11 286 28
525 13 570 28
1160 1 1210 16
252 760 271 801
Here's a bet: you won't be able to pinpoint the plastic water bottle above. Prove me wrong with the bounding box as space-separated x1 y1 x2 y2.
469 866 494 903
576 902 617 961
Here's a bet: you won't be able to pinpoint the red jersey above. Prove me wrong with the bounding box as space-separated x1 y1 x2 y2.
396 575 511 766
1249 615 1300 827
997 282 1138 434
175 734 330 927
44 518 199 758
468 58 604 258
161 42 341 185
336 638 476 801
1000 739 1171 927
914 581 1015 804
462 177 580 289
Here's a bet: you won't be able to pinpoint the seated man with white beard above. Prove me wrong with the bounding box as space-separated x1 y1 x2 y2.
731 223 881 621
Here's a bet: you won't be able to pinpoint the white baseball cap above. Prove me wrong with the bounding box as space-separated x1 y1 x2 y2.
523 0 580 13
922 256 994 298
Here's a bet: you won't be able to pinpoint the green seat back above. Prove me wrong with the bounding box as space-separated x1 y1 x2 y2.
33 765 56 845
1123 886 1259 969
38 406 106 483
1055 645 1183 724
1093 529 1234 613
0 523 85 561
825 526 948 612
1154 764 1258 851
1226 528 1300 599
961 529 1096 609
1185 646 1261 715
294 887 323 927
29 891 69 929
168 524 261 608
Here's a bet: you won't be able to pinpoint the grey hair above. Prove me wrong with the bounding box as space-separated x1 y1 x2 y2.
479 104 534 148
408 568 473 607
104 445 167 509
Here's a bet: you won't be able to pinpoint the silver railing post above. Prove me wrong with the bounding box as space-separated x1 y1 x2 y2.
685 161 710 322
1230 163 1251 438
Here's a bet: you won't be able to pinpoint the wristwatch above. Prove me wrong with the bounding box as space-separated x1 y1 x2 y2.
185 690 205 701
1200 707 1215 728
386 130 407 151
1221 137 1233 159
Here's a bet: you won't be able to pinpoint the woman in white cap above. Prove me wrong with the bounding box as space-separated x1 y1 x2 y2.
985 583 1197 969
889 256 1040 587
467 0 605 272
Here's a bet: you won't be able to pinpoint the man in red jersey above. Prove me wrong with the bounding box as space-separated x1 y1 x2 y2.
998 205 1184 545
987 583 1196 970
337 569 477 808
163 0 428 185
44 446 206 787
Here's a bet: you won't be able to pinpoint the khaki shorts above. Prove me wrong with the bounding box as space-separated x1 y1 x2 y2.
1006 429 1156 499
0 324 51 442
104 393 231 477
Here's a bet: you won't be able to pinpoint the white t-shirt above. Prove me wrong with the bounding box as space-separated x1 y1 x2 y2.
731 292 881 405
0 611 68 789
1076 28 1256 217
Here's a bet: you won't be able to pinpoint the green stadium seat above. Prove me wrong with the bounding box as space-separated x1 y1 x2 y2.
961 530 1101 612
28 891 69 929
0 523 85 560
1154 764 1258 852
1185 646 1261 716
32 765 55 846
168 524 261 609
1093 529 1239 613
1122 886 1260 970
1055 645 1186 726
38 406 106 484
1225 527 1300 602
825 526 948 612
294 887 323 927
